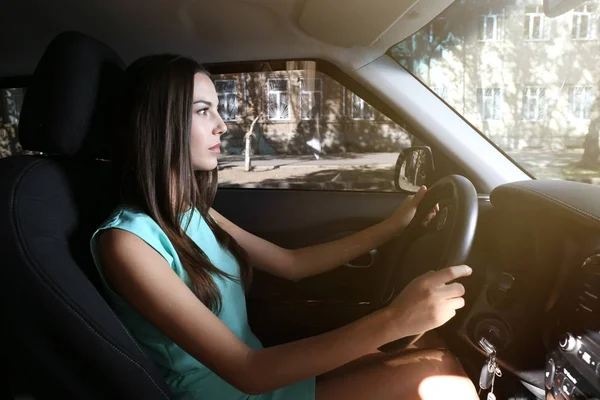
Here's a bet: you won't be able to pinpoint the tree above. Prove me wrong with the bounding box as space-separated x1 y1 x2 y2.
581 129 599 168
581 84 600 168
244 114 261 171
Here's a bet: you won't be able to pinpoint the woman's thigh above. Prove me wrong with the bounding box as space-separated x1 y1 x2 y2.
409 330 448 350
315 334 478 400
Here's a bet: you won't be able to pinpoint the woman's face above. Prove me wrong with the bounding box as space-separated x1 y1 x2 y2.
190 72 227 171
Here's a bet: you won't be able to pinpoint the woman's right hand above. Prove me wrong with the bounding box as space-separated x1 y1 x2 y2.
386 265 472 339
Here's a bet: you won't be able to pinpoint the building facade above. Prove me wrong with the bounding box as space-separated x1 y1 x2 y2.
392 0 600 151
212 63 413 156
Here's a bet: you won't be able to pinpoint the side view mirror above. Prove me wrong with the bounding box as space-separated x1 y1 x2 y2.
394 146 435 193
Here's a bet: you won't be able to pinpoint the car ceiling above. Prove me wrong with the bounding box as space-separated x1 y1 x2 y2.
1 0 453 77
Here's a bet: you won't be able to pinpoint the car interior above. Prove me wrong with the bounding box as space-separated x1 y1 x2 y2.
1 0 600 399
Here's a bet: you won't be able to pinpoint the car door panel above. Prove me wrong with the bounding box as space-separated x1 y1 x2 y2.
213 188 408 344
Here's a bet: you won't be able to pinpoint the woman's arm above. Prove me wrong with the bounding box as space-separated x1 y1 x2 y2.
97 228 468 395
211 207 397 281
211 186 433 281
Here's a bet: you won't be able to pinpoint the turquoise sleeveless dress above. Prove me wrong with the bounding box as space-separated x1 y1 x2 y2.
90 206 316 400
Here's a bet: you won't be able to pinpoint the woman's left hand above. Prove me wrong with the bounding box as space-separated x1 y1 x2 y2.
386 186 438 233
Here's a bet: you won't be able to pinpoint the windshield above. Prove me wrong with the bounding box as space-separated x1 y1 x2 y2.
390 0 600 183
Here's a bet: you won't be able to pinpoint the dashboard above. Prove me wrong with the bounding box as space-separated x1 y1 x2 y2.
454 180 600 399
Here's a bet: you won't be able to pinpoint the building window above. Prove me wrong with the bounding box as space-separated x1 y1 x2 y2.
572 4 597 40
522 87 547 121
299 78 322 120
214 80 238 121
351 93 374 120
480 12 503 41
570 86 595 119
267 79 290 120
525 5 548 40
432 86 448 101
478 88 502 120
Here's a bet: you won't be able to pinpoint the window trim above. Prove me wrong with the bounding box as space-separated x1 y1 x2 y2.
521 86 547 121
572 4 597 40
525 5 549 41
241 73 247 118
478 87 503 121
267 78 291 121
214 78 239 121
350 92 375 120
299 78 323 120
479 11 504 42
569 86 595 120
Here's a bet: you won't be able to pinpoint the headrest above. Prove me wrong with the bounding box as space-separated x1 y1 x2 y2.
18 31 125 159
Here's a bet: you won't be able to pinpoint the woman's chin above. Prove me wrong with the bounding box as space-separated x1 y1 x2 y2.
193 162 218 171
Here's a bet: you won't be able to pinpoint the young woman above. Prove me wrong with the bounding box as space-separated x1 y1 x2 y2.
91 55 479 400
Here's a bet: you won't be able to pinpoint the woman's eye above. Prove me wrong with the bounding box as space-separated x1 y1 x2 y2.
197 108 209 116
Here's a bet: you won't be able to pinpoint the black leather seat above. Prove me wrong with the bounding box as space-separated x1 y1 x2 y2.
0 32 172 399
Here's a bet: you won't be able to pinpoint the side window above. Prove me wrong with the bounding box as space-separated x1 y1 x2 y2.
212 61 421 192
0 87 25 159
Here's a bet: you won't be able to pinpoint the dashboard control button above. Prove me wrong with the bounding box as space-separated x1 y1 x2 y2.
561 379 574 396
559 333 578 352
576 349 597 370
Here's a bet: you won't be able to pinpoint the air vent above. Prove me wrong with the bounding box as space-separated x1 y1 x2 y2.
576 255 600 318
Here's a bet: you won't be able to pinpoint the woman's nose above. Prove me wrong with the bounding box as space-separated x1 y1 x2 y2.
215 115 227 136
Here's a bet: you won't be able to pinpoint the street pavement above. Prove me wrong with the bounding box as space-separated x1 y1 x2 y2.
217 153 398 170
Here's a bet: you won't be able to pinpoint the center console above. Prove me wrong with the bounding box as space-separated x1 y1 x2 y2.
545 255 600 399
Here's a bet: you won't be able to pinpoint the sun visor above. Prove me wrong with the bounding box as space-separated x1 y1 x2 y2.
299 0 454 49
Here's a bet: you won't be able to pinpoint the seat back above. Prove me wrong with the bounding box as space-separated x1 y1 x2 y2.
0 31 172 399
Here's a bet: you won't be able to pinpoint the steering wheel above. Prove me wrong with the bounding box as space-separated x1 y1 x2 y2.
378 175 478 353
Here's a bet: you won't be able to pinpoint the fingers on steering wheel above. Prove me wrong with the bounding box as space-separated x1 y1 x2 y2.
422 205 438 227
447 296 466 310
441 282 466 298
431 265 472 286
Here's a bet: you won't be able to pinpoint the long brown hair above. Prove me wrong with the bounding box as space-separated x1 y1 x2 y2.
114 54 251 313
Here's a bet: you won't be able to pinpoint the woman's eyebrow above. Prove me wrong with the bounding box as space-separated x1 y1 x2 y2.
193 99 212 106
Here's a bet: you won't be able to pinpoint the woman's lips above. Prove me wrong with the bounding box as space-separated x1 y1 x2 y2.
209 143 221 153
